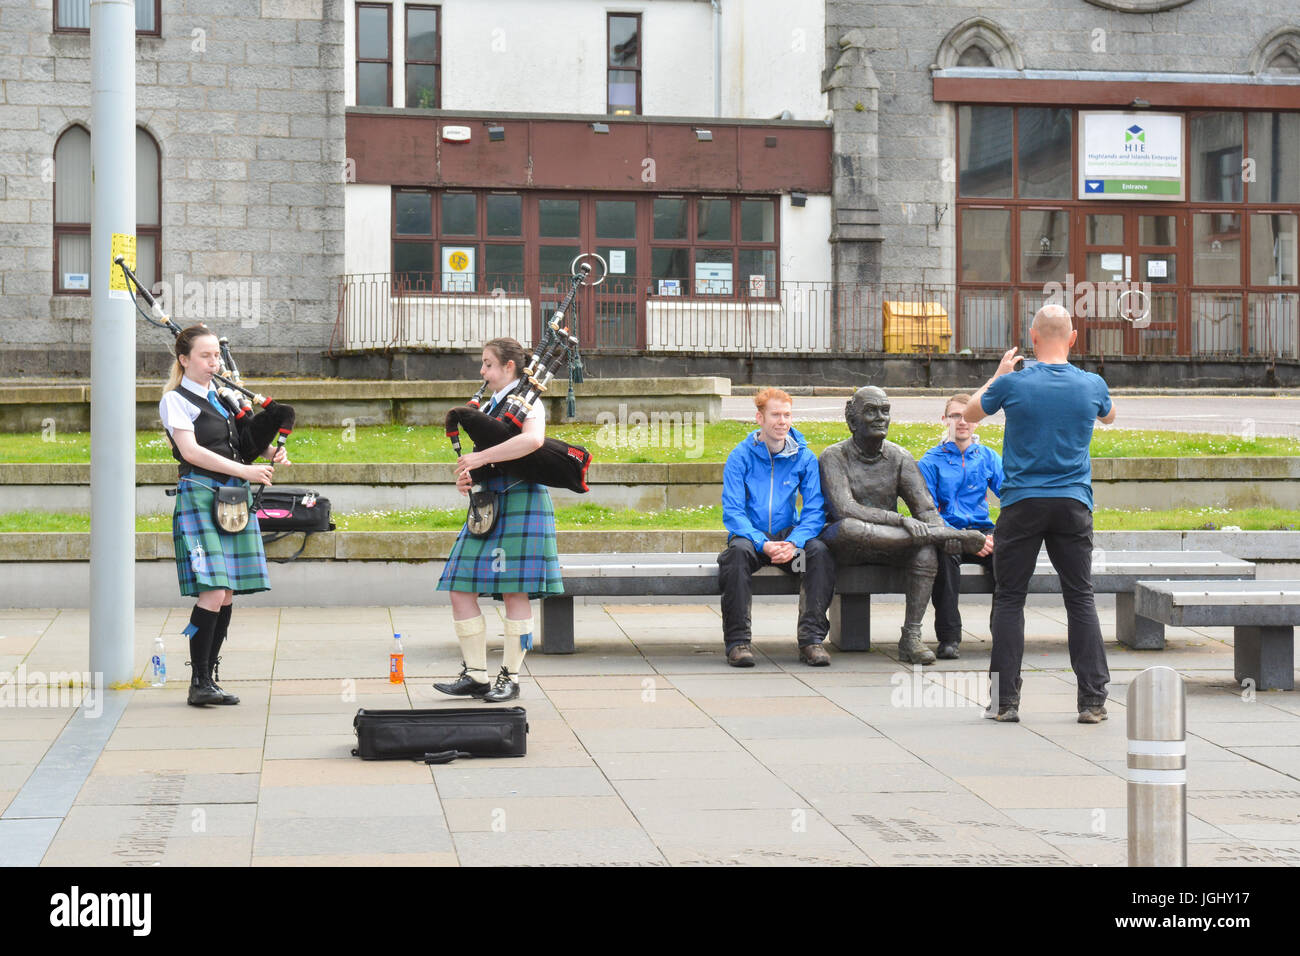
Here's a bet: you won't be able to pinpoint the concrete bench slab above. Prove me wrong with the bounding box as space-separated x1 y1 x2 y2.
1136 580 1300 691
537 550 1256 655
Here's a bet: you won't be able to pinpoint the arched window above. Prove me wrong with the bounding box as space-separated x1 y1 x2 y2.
53 125 91 294
136 127 161 293
53 124 162 294
1250 28 1300 75
933 18 1024 72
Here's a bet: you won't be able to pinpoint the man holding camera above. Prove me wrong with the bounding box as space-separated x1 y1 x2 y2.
964 304 1116 724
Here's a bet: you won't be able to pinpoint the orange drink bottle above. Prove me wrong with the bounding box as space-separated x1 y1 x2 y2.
390 633 405 683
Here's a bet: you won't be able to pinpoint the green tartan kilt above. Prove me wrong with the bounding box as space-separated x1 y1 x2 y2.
437 475 564 600
172 475 271 597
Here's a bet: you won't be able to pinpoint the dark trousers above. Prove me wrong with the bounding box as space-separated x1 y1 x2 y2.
990 498 1110 709
931 546 995 645
718 535 835 649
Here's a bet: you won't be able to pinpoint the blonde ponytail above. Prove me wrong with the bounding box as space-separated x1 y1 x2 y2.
162 359 185 396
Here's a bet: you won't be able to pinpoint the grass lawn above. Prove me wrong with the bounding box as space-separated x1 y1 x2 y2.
2 505 1296 534
1 421 1297 464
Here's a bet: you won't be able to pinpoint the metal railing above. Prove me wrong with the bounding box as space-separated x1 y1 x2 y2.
334 274 1300 361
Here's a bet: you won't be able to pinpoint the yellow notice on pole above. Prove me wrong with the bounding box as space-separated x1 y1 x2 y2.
109 233 136 300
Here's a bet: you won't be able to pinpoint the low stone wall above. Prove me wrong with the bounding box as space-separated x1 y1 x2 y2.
0 376 729 432
3 458 1299 514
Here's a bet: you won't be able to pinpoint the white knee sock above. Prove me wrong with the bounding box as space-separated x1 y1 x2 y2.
502 616 534 680
453 614 488 682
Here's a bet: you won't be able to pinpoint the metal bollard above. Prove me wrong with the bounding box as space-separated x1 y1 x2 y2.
1127 665 1187 867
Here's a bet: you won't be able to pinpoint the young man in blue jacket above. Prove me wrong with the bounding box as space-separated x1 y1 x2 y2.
718 388 835 668
917 393 1003 660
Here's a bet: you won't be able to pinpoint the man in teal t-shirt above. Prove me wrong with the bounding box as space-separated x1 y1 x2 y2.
965 304 1117 724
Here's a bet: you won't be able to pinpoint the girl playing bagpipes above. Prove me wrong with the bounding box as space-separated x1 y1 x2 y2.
435 336 565 703
158 325 288 707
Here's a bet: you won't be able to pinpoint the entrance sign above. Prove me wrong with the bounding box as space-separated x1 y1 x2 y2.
1079 112 1183 201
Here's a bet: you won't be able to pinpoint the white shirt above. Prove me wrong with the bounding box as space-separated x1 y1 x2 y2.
488 383 544 425
159 376 222 437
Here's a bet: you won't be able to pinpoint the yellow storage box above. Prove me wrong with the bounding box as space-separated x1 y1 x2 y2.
882 301 951 354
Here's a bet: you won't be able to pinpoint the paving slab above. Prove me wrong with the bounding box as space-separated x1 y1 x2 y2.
76 771 261 807
450 828 667 866
253 816 454 856
659 844 871 866
441 795 638 832
952 774 1128 809
429 766 617 800
257 784 446 820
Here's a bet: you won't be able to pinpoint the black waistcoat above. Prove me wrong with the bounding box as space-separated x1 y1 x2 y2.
168 387 242 480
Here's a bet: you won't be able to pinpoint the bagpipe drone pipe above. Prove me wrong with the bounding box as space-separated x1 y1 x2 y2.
113 256 296 465
444 255 598 496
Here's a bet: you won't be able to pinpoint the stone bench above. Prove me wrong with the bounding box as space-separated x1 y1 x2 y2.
536 550 1256 654
1135 580 1300 691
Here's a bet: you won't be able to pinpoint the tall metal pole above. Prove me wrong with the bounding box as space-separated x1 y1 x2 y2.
1127 665 1187 866
89 0 136 687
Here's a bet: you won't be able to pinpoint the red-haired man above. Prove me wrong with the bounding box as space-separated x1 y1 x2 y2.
718 388 835 668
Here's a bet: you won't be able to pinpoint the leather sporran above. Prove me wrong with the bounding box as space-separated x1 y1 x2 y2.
213 485 251 533
466 487 499 538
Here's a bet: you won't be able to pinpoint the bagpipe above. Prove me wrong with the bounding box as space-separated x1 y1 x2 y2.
113 256 295 465
445 254 598 534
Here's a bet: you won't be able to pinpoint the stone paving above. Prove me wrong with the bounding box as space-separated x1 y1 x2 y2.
0 598 1297 867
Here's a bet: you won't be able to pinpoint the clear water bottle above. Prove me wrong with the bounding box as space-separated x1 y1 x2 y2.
389 633 405 684
150 636 167 687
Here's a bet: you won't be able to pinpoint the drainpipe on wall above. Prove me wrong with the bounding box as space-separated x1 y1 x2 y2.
711 0 721 117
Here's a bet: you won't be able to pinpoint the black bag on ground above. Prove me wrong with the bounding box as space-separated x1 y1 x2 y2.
352 707 528 763
254 487 333 533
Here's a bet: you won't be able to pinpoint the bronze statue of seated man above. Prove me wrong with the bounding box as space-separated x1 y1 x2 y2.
819 386 988 664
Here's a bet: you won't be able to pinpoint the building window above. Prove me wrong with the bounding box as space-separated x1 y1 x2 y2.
1246 112 1300 204
390 191 779 298
53 126 90 295
392 189 525 293
54 125 161 295
405 5 440 109
650 195 779 296
956 105 1300 356
55 0 159 34
136 127 161 294
607 13 641 116
356 3 392 107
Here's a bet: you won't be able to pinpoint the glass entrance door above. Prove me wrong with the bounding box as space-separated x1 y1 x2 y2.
1076 210 1183 356
534 194 641 353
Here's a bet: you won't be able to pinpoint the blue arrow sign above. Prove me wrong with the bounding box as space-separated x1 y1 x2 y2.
1085 180 1104 193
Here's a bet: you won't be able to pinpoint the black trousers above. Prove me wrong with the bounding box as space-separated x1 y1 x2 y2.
717 535 835 649
990 497 1110 709
931 546 995 645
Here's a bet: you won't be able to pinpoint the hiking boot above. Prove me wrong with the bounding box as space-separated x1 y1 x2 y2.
898 625 936 665
984 704 1019 722
1078 705 1109 724
798 642 831 667
726 643 756 668
936 642 960 660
